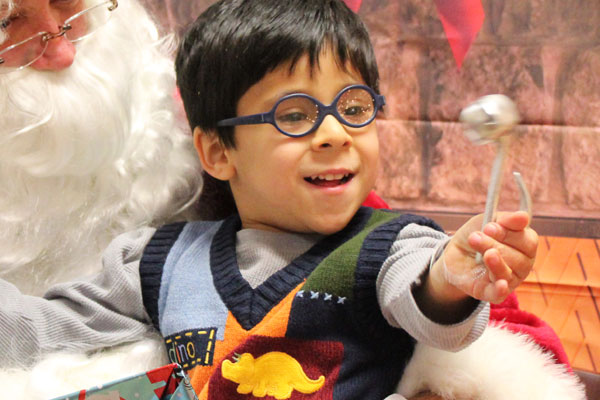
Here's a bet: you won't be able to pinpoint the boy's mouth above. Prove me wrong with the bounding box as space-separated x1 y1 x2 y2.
304 173 354 187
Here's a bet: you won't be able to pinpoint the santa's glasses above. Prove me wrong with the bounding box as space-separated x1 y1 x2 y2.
0 0 118 73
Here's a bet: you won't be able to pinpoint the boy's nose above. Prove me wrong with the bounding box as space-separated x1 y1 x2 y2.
311 115 353 150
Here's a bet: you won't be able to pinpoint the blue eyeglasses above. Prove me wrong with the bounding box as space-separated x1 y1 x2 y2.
216 84 385 137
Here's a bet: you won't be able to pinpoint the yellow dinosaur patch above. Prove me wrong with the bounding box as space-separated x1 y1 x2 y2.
221 352 325 399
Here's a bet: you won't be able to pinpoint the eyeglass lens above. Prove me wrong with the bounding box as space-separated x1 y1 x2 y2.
0 39 48 68
274 87 376 136
0 0 113 69
64 1 114 42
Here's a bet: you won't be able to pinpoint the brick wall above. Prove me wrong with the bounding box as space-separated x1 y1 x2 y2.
144 0 600 236
363 0 600 228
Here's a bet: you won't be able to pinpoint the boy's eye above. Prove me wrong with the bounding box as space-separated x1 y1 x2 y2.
274 97 319 129
275 104 318 135
277 111 309 123
341 103 373 120
342 105 368 116
337 88 375 123
275 97 318 124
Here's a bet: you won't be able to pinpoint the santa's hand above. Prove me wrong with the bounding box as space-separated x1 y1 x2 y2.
437 211 538 304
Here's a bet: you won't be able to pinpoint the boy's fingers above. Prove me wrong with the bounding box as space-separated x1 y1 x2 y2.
472 278 508 304
495 210 530 231
482 248 512 281
468 231 496 254
469 231 535 279
492 246 533 283
482 222 538 259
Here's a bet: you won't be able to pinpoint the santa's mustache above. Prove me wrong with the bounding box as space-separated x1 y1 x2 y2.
0 40 133 177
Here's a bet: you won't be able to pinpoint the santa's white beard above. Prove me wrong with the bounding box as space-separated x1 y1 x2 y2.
0 2 199 397
0 0 202 296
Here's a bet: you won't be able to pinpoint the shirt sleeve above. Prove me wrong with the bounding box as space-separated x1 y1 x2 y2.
0 227 158 368
376 223 489 351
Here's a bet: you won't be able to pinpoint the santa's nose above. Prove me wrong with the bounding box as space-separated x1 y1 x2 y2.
28 8 77 71
29 34 76 71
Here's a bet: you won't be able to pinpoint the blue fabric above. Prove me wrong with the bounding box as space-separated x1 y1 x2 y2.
140 222 186 331
158 220 229 340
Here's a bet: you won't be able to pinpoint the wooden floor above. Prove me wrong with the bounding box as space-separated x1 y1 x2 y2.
515 236 600 373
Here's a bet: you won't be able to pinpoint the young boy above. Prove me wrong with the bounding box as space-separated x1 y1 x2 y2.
0 0 537 398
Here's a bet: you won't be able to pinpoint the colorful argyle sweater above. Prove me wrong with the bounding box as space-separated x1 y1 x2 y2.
140 207 444 399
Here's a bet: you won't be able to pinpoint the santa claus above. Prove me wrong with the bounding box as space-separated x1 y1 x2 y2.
0 0 201 397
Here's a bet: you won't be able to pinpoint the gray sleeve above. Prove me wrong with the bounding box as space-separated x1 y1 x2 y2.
0 227 158 368
376 223 489 351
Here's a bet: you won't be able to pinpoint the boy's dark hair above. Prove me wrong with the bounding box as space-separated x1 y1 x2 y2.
175 0 380 149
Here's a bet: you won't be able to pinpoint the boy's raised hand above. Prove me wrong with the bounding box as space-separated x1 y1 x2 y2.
433 211 538 304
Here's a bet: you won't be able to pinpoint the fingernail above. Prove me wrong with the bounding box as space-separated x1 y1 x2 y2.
470 232 482 245
484 223 498 236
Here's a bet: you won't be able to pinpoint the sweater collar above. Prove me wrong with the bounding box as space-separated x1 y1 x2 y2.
209 206 374 330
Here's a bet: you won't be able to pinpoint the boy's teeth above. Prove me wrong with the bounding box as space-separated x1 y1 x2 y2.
311 173 348 181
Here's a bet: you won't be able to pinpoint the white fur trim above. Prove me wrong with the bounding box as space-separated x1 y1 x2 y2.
0 335 167 399
397 324 587 400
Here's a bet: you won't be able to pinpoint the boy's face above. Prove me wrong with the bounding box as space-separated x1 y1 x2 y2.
217 50 379 235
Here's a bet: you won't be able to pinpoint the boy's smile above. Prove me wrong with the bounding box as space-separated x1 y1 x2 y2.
304 170 354 187
198 49 380 235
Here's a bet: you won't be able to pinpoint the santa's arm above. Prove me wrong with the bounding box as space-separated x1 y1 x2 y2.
0 228 156 368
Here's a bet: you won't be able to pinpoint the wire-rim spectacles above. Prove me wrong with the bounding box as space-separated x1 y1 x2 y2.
0 0 118 72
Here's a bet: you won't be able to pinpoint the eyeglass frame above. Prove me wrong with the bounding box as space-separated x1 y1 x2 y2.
216 84 386 138
0 0 118 69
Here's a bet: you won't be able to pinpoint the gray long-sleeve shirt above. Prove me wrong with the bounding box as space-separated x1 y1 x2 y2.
0 222 488 368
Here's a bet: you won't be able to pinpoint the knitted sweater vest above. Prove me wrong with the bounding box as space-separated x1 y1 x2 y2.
140 207 443 400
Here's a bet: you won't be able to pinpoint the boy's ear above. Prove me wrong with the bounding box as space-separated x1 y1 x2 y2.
193 127 236 181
